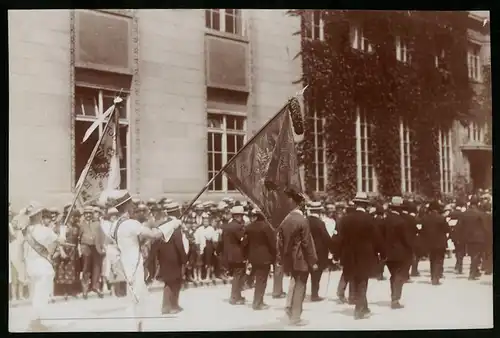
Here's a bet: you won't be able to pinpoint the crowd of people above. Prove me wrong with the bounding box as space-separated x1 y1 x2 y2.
9 187 493 330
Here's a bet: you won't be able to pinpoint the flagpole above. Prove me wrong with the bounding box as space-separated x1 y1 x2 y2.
180 86 307 218
63 106 118 226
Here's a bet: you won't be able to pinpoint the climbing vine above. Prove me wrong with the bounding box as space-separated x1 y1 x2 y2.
290 10 473 200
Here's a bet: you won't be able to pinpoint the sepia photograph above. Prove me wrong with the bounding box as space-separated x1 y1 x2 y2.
8 9 492 332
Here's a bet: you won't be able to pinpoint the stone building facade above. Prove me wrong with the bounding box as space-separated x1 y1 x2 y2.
8 9 302 208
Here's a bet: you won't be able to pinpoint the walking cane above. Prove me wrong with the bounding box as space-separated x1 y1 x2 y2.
323 268 332 299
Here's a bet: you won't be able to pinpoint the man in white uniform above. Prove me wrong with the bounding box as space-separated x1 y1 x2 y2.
106 190 180 331
23 202 61 332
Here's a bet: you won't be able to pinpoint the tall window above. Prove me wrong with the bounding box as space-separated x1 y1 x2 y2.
207 113 246 191
396 36 412 64
438 128 453 194
468 43 481 82
205 9 243 36
312 110 327 191
435 48 446 69
350 24 373 53
355 106 377 193
400 118 415 193
468 121 484 143
74 86 129 189
304 10 324 41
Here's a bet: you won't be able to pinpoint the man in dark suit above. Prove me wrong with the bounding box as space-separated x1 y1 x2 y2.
79 206 106 299
277 188 318 326
243 209 276 310
449 201 466 274
335 192 384 319
420 201 449 285
400 200 419 283
307 201 332 302
382 197 413 309
461 197 488 280
222 206 247 305
154 203 188 314
335 202 355 304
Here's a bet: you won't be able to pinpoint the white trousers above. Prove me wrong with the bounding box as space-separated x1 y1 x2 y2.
122 261 149 329
30 273 54 321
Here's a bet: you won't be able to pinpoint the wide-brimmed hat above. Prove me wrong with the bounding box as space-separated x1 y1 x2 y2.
26 202 45 218
230 206 246 215
201 212 211 219
165 202 180 213
107 207 119 215
307 201 323 211
284 187 306 204
147 198 157 205
48 207 59 214
131 197 141 204
352 192 369 204
83 206 94 214
107 190 132 208
389 196 404 208
195 204 204 211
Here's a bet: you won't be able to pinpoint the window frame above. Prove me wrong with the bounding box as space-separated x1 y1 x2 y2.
438 128 453 194
467 121 485 143
467 42 482 82
206 110 247 192
312 109 327 192
395 35 412 64
350 23 374 54
205 9 245 37
304 10 324 41
355 105 377 194
399 118 415 193
74 85 131 190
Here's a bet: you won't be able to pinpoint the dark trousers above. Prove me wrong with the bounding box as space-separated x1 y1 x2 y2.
228 262 246 301
468 243 483 278
410 253 421 276
162 279 182 312
386 261 405 302
310 269 323 298
252 264 270 307
429 249 445 282
114 281 127 297
350 276 369 314
454 243 465 273
482 244 493 274
337 271 353 301
81 245 103 291
285 270 308 321
272 264 284 296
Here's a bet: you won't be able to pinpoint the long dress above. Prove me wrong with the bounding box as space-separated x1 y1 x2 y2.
54 224 81 295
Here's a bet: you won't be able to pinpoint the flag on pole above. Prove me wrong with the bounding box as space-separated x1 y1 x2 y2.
223 105 302 228
82 103 115 144
99 106 122 204
78 108 120 205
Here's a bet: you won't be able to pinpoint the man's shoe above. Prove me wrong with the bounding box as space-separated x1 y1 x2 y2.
272 292 286 299
391 301 404 309
289 319 309 326
310 296 325 302
354 311 371 320
92 289 104 298
253 304 270 310
229 299 245 305
337 295 348 304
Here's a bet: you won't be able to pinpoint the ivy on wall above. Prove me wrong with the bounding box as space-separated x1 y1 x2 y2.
289 10 474 200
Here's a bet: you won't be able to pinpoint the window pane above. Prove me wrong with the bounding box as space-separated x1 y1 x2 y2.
75 87 98 117
207 134 213 152
227 134 235 153
214 153 222 170
208 114 223 129
75 120 97 184
214 174 223 191
368 178 373 192
236 135 244 150
318 164 324 178
235 116 245 130
226 116 235 130
208 172 214 189
208 153 213 171
318 150 324 163
213 133 222 151
205 10 211 28
318 180 324 192
225 12 235 34
119 169 127 189
119 125 128 169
